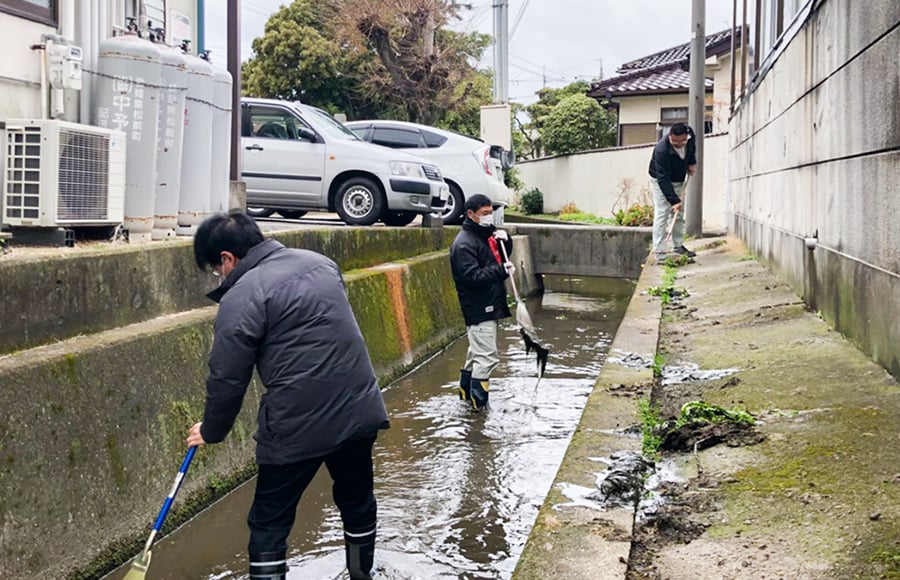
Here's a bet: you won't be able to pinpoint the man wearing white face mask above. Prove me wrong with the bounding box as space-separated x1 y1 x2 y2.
449 194 514 410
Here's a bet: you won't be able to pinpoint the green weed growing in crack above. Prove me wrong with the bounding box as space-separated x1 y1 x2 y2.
651 353 666 378
676 401 754 427
662 254 692 267
638 398 664 458
648 264 689 304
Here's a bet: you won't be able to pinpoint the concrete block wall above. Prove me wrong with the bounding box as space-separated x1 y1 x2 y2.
515 134 728 232
728 0 900 376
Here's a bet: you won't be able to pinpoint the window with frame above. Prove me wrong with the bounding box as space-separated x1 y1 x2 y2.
248 107 302 140
660 107 689 123
0 0 56 26
142 0 165 32
371 127 425 149
124 0 165 33
421 130 448 148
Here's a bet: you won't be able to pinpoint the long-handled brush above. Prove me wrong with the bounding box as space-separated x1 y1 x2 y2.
498 239 550 378
124 446 198 580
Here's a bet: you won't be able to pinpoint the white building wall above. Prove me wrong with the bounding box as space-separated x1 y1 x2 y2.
516 133 728 231
617 94 690 125
0 1 199 125
0 13 55 120
707 49 744 133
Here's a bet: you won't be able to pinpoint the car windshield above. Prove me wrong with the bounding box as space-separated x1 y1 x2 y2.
300 106 360 141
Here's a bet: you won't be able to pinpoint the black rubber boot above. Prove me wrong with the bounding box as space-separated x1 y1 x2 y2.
459 369 472 401
345 533 375 580
469 377 489 411
248 551 287 580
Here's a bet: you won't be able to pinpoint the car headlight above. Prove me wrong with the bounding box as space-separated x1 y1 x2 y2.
390 161 425 178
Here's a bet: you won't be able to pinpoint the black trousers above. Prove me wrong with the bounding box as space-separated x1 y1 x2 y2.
247 437 377 568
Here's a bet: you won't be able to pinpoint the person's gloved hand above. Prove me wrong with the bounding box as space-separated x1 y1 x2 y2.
504 262 516 276
493 229 509 241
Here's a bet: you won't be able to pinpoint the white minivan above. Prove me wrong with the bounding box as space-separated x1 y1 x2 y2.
241 98 449 226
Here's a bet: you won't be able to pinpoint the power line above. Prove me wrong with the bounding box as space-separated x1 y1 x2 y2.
509 0 532 40
509 61 544 77
510 54 568 78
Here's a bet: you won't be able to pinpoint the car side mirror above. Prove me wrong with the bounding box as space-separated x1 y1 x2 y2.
298 127 318 142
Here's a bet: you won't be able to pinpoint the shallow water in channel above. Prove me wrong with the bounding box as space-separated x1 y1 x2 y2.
105 276 634 580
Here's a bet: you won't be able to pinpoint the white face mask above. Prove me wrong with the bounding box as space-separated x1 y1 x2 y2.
476 213 494 227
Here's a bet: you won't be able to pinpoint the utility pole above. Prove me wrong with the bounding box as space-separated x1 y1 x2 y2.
227 0 241 182
686 0 705 237
492 0 509 103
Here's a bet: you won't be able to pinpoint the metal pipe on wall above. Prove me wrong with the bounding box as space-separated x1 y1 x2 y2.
61 0 76 38
730 0 737 113
754 0 762 73
197 0 205 54
741 0 748 94
78 0 93 123
38 46 48 119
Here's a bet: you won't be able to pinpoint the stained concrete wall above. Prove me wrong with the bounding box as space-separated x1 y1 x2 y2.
0 249 464 579
510 224 652 280
727 0 900 376
515 133 728 231
0 227 457 355
0 225 651 577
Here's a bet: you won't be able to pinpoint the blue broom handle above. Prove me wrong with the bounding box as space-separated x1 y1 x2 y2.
151 446 197 533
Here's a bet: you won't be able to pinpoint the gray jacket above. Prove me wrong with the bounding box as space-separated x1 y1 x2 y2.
200 238 389 465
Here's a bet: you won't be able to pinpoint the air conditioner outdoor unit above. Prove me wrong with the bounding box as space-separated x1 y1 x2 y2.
4 119 125 227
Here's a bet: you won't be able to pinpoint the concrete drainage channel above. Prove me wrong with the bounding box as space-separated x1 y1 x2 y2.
0 223 666 579
101 274 637 579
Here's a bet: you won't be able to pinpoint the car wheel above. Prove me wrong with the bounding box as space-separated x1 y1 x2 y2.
277 210 307 220
335 177 384 226
381 211 418 227
437 183 465 225
246 207 275 218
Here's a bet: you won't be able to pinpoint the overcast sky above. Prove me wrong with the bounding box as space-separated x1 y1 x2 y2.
204 0 735 104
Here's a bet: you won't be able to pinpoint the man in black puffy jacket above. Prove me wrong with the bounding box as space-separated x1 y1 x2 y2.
449 194 514 410
185 211 389 580
648 123 698 260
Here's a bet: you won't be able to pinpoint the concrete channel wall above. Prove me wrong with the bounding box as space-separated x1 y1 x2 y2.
727 0 900 377
0 246 464 579
0 228 458 356
511 224 652 280
0 224 645 578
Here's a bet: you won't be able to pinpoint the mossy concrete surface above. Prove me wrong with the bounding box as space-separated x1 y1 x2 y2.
652 238 900 578
512 259 662 580
0 227 457 356
0 250 465 580
732 213 900 380
516 236 900 580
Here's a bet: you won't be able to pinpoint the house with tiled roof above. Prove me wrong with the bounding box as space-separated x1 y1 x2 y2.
588 28 745 146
